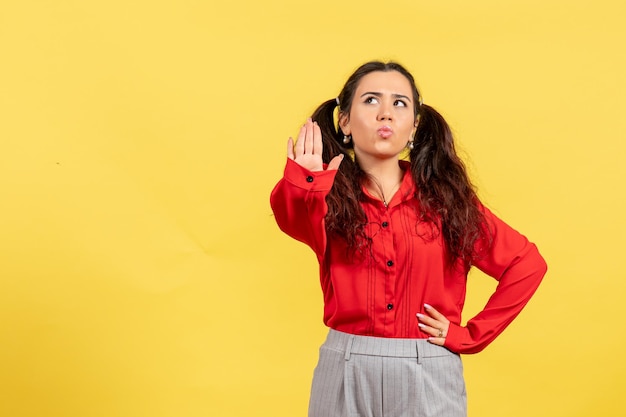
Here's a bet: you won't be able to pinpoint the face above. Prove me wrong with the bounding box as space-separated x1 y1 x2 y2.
340 70 417 163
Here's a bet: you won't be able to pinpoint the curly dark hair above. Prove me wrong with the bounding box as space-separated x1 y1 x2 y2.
311 61 492 267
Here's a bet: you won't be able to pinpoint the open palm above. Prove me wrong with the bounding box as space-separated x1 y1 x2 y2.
287 118 343 172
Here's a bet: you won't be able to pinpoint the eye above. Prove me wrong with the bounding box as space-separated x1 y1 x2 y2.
364 96 379 104
394 99 408 107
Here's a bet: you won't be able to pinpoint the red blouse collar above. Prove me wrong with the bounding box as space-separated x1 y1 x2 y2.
360 160 415 208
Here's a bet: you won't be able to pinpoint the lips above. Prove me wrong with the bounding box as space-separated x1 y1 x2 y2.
378 126 393 139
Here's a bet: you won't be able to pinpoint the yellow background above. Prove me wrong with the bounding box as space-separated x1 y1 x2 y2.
1 1 624 416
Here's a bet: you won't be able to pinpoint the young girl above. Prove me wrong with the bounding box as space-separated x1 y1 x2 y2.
270 61 547 417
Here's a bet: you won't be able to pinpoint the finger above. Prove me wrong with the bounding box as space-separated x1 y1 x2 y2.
327 154 344 171
416 313 439 328
417 321 436 336
427 337 445 347
416 312 448 338
313 121 322 155
295 124 306 158
304 118 313 154
287 137 295 160
424 303 449 323
417 315 446 337
418 324 448 346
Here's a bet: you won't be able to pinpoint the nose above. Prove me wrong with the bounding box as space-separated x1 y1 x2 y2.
377 100 393 121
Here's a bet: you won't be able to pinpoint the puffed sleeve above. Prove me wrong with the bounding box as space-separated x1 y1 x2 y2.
444 205 548 354
270 158 338 259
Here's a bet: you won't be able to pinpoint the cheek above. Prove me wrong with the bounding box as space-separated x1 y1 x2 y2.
349 115 369 131
400 117 416 135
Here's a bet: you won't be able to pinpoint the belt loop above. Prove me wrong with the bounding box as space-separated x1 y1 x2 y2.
344 335 354 361
415 340 421 365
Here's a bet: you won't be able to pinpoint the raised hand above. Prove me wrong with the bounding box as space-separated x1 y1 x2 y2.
287 118 343 172
416 303 451 346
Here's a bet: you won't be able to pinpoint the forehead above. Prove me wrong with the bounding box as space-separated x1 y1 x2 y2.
355 70 413 96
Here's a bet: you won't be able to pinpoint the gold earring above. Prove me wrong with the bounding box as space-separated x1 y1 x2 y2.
343 135 351 144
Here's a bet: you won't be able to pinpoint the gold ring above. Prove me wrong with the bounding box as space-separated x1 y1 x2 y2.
438 329 444 338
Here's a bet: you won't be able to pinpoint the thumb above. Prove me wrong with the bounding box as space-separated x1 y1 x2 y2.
327 154 344 171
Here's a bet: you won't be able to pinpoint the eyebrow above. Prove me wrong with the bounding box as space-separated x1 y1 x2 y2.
360 92 412 102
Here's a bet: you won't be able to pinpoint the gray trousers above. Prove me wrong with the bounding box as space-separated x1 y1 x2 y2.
309 329 467 417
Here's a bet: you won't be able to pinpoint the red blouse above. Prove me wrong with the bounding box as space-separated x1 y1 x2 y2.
270 158 547 354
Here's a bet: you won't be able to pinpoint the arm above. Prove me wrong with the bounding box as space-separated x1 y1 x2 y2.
445 206 548 354
269 119 343 258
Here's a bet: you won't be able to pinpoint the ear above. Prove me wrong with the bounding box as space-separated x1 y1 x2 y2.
411 125 417 138
338 111 351 135
411 115 421 136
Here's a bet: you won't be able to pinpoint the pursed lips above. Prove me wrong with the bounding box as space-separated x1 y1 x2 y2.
377 125 393 139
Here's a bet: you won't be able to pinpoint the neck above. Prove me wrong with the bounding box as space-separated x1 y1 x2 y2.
357 154 404 184
358 158 405 207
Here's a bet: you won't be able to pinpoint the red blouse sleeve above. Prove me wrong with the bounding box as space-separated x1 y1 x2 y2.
269 158 338 260
444 205 548 354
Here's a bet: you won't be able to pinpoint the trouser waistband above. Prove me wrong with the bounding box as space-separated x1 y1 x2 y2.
324 328 457 363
